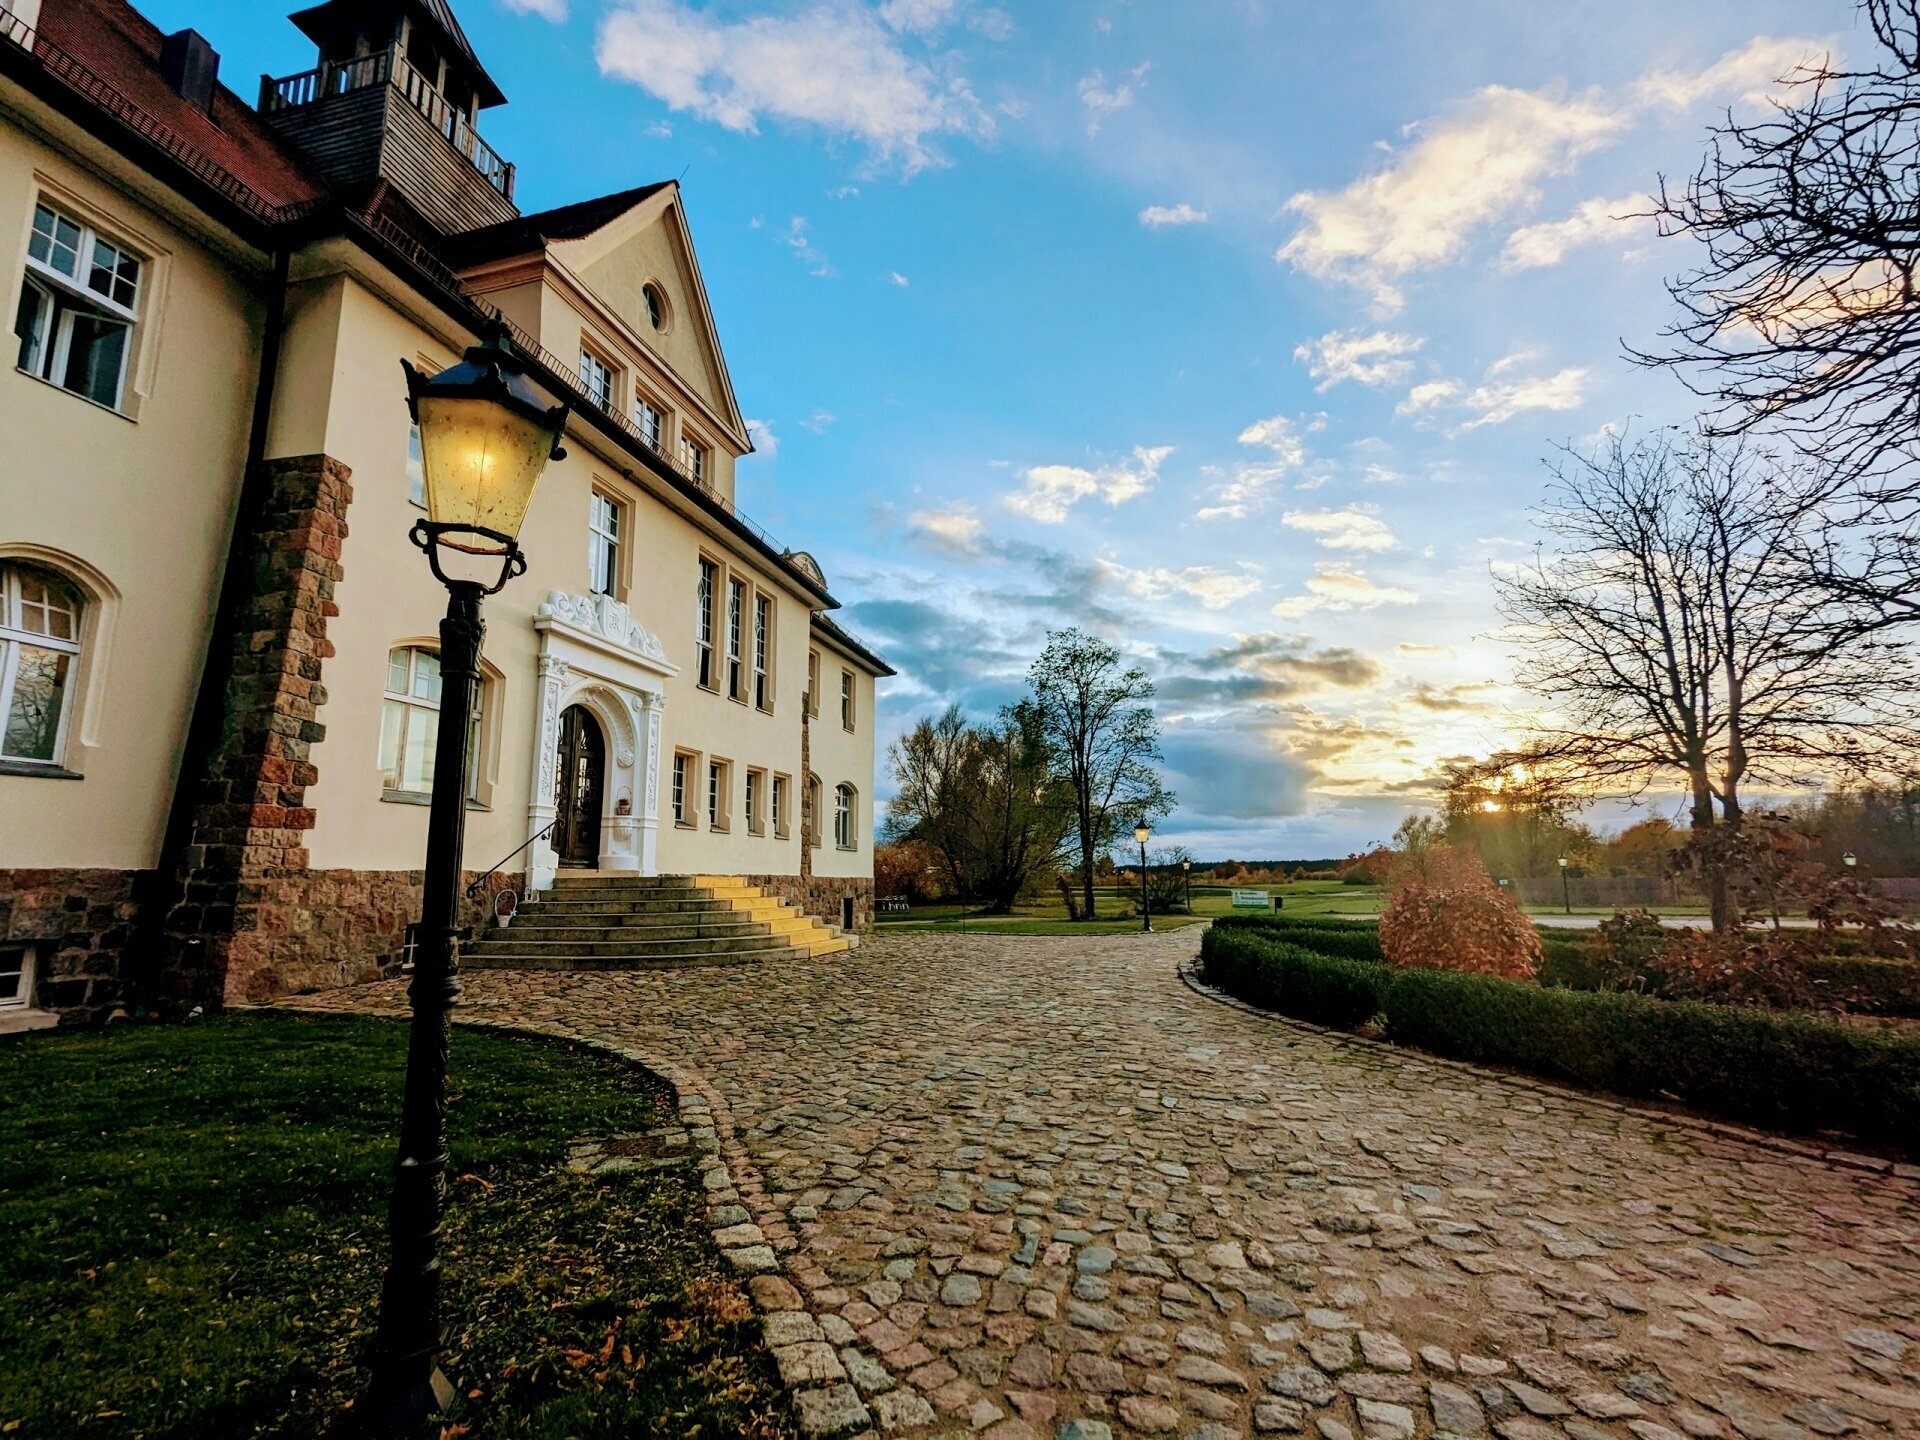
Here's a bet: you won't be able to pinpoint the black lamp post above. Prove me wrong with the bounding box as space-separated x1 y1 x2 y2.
1557 854 1570 915
1182 858 1191 911
1135 819 1153 933
365 330 567 1435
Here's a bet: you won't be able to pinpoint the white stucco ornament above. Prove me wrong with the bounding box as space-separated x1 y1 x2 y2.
537 589 668 664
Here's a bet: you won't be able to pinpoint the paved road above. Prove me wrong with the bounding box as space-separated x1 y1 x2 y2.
288 931 1920 1440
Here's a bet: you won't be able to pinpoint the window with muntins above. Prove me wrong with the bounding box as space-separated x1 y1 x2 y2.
806 649 820 717
745 768 762 833
835 783 856 849
726 578 745 700
634 394 663 449
841 670 855 731
0 563 81 765
772 774 788 837
805 774 822 849
671 751 692 825
753 594 771 710
579 348 614 410
379 646 480 798
15 201 142 411
679 434 708 485
588 491 621 597
695 558 716 688
0 945 32 1010
707 759 728 830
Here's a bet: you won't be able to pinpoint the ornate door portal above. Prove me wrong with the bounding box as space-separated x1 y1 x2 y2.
553 704 604 867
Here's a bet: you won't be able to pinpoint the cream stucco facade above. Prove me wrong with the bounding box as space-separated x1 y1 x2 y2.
0 0 889 1020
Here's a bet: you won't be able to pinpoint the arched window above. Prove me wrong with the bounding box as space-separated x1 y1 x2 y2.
0 562 83 765
834 783 856 850
379 646 483 800
805 773 822 850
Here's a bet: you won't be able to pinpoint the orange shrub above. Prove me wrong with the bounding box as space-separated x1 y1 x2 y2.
1378 844 1540 980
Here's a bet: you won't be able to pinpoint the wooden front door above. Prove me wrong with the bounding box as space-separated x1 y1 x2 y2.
554 705 604 867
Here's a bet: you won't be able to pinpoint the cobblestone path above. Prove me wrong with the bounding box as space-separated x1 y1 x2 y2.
286 930 1920 1440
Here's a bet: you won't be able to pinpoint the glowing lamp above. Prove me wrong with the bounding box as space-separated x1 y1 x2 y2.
403 332 567 554
1134 820 1152 846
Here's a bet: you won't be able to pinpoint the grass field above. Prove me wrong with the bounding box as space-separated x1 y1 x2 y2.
873 879 1716 933
0 1014 792 1440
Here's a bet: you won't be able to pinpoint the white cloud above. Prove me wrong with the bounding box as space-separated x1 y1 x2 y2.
970 8 1013 40
1197 414 1317 521
1396 379 1461 416
800 411 837 433
1294 329 1424 390
1501 194 1644 269
1078 63 1149 134
746 417 779 457
504 0 567 18
642 119 673 138
779 215 834 275
1005 444 1172 523
1099 561 1263 610
908 505 984 553
1138 202 1208 228
878 0 957 32
1460 365 1589 428
1271 564 1419 619
596 0 989 175
1636 35 1829 110
888 270 911 287
1281 505 1398 553
1278 84 1622 309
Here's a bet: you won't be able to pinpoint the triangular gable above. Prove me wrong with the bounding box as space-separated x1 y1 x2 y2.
555 185 748 448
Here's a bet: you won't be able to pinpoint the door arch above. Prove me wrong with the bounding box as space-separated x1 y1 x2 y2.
554 704 604 867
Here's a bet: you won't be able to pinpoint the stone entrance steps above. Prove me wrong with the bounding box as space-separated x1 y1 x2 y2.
462 873 854 971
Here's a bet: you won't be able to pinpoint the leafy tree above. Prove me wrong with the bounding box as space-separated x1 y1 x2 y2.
1026 629 1174 920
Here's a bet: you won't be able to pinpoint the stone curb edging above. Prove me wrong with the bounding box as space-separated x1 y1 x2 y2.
1175 958 1920 1186
266 1000 882 1440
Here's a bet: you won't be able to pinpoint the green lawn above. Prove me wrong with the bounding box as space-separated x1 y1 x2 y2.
0 1014 792 1440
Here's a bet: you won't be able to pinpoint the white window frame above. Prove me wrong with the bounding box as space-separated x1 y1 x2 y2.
707 757 730 832
835 783 856 850
753 592 772 711
15 199 143 412
679 432 709 485
772 772 789 838
745 767 764 835
0 562 83 767
0 944 34 1010
806 649 820 718
379 645 482 800
634 391 664 450
579 346 615 410
695 557 717 690
671 750 696 827
841 669 856 732
726 577 745 701
588 489 622 598
805 773 822 850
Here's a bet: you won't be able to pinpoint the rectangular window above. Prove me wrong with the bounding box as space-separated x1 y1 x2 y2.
806 649 820 718
841 669 855 732
745 767 764 834
379 646 481 799
634 393 663 449
588 490 621 597
771 773 789 838
579 347 614 410
707 758 730 831
671 751 695 826
0 945 32 1009
835 784 855 849
753 593 772 711
726 578 745 700
695 558 716 689
679 433 708 485
15 200 142 411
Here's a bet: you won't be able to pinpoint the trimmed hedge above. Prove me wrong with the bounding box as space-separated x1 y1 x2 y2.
1200 923 1920 1154
1209 914 1385 964
1200 926 1386 1028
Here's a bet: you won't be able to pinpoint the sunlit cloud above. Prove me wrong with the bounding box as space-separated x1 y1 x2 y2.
1295 329 1424 390
1139 202 1209 228
1271 564 1419 618
1501 194 1646 270
1005 444 1173 523
1282 505 1398 553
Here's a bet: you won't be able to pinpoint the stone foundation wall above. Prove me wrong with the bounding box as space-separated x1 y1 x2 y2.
220 868 524 1004
0 868 145 1023
744 873 874 933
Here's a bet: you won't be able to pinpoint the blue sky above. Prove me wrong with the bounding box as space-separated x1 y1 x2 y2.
165 0 1863 858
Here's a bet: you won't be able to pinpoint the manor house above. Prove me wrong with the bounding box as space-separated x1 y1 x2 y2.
0 0 890 1027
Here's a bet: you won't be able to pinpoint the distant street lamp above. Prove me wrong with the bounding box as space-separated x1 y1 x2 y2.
1135 819 1153 933
1557 854 1571 915
1843 851 1859 869
1182 857 1192 911
366 330 568 1435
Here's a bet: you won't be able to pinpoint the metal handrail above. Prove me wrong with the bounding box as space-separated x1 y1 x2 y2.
465 816 557 899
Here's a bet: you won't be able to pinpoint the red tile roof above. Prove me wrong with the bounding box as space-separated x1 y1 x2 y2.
35 0 325 212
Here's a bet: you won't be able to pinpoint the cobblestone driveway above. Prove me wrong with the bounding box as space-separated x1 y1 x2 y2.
287 930 1920 1440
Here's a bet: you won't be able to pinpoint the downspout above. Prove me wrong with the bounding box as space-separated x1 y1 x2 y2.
138 246 291 1014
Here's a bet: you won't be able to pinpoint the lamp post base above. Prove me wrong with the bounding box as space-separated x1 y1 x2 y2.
363 1359 455 1436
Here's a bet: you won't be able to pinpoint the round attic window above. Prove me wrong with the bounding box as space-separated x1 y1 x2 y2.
643 282 670 333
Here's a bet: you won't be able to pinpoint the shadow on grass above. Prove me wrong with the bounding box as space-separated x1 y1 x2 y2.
0 1013 793 1439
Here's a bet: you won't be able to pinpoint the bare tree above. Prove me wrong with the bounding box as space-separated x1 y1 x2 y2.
1026 628 1173 921
1637 2 1920 613
884 702 1072 913
1496 432 1917 929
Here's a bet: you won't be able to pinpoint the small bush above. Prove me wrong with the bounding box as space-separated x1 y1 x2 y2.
1378 845 1540 980
1382 966 1920 1152
1200 927 1386 1028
